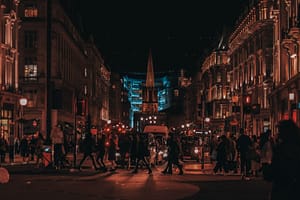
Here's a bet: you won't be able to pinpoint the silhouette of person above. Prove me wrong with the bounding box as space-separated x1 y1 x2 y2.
236 128 252 180
95 132 107 171
263 119 300 200
132 133 152 174
50 124 64 168
162 132 183 175
78 133 98 171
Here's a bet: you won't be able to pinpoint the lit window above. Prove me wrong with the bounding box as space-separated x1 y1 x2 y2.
24 57 37 81
84 67 87 77
227 73 231 82
24 5 38 17
217 72 221 82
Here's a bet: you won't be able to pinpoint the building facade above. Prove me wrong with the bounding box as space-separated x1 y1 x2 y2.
18 0 109 140
269 0 300 131
197 0 300 137
0 0 20 142
199 47 232 135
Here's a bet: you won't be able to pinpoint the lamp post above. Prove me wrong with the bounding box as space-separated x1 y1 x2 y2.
19 97 28 138
201 117 210 170
73 96 77 168
289 91 295 119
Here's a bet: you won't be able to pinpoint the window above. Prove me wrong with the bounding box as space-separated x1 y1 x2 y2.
226 72 231 83
217 72 221 83
24 4 38 17
24 57 37 80
24 31 37 48
84 67 87 77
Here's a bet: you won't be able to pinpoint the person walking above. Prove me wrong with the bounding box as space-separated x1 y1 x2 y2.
162 132 174 174
132 133 152 174
259 129 273 176
213 135 229 174
263 119 300 200
50 124 64 169
236 128 252 180
107 131 118 171
227 134 238 173
35 132 45 167
162 132 183 175
29 135 36 161
95 132 107 172
249 135 260 177
19 136 29 163
78 133 98 171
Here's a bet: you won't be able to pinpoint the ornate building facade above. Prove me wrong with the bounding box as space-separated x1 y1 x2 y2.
198 0 300 136
199 45 231 134
0 0 20 142
269 0 300 131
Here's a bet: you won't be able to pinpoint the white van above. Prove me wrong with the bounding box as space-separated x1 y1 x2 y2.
143 125 169 137
143 125 169 165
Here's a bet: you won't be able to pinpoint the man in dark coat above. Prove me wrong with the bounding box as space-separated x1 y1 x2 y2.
78 133 98 171
236 128 252 180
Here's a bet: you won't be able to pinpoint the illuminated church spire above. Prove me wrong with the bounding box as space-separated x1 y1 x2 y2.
142 49 158 113
146 49 155 87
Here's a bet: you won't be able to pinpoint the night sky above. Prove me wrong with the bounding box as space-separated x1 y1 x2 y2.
76 1 249 74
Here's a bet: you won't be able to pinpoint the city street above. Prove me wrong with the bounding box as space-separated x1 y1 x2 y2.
1 161 272 200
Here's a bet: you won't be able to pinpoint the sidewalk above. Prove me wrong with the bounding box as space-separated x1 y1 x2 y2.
0 153 107 176
1 153 219 176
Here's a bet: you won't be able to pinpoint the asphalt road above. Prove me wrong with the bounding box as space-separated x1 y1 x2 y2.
1 166 272 200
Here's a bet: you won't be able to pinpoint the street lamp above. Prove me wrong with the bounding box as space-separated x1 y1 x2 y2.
19 97 28 138
201 117 210 170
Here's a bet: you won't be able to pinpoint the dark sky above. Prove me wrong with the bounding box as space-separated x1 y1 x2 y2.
76 1 249 73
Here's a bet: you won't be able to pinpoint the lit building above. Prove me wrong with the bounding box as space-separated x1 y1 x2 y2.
197 0 300 136
18 0 109 140
0 0 20 142
199 41 231 134
122 50 175 130
269 0 300 130
227 0 274 135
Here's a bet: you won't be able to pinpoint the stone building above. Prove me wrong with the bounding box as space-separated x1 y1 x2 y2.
0 0 20 142
18 0 109 140
197 0 300 136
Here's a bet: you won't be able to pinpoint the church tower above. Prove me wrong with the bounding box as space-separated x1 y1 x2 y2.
142 50 158 113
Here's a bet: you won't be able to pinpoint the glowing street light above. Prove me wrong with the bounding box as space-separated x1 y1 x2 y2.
19 97 28 138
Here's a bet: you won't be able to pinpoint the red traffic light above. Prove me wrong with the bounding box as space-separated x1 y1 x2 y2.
244 95 251 105
32 120 38 127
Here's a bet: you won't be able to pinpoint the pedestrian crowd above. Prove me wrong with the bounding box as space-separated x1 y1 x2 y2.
76 129 184 175
209 119 300 200
211 126 274 180
1 119 300 200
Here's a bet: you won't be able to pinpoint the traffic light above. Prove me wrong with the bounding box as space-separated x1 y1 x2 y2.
244 95 251 105
243 95 251 114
